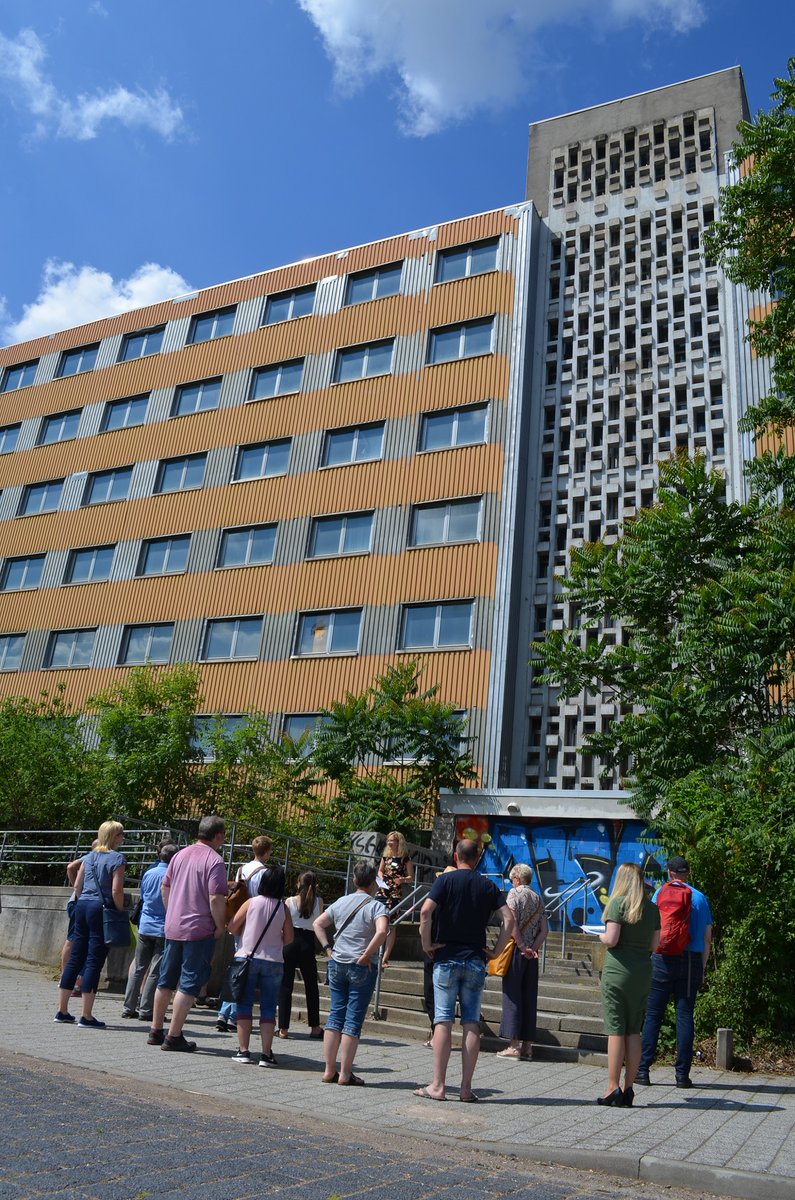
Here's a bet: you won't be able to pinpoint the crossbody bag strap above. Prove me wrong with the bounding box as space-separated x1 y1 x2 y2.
332 894 373 941
242 900 282 961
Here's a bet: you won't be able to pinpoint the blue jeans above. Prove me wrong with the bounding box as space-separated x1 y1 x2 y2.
432 958 486 1025
235 959 284 1022
640 952 704 1080
326 960 377 1037
60 898 107 994
158 936 215 997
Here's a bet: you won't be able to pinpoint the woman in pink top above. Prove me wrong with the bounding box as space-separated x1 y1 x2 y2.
228 864 293 1067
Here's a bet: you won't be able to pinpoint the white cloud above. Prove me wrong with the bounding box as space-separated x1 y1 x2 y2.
297 0 706 135
2 261 193 343
0 27 184 141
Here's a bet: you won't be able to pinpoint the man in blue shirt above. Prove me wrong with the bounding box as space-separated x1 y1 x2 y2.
122 841 178 1021
636 855 713 1088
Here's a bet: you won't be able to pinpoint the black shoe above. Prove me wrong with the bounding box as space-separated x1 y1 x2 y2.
676 1077 694 1089
635 1070 651 1086
146 1029 165 1045
597 1088 624 1106
215 1019 229 1032
162 1033 197 1053
121 1009 139 1019
621 1086 634 1107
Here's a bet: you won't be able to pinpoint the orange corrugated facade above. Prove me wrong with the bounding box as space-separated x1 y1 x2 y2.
0 207 534 780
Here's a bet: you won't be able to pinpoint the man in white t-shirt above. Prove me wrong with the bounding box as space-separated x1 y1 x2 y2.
216 835 274 1031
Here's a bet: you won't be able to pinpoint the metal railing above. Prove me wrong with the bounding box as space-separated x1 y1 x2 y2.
540 875 592 972
371 866 437 1018
0 826 188 887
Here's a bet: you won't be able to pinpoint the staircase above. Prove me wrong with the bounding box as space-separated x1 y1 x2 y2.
291 930 608 1065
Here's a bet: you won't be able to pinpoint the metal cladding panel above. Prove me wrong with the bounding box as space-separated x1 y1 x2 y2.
427 273 515 327
146 388 171 424
112 539 140 581
371 505 401 556
19 628 48 671
403 253 434 296
131 461 158 500
61 476 86 511
0 489 21 521
303 351 334 393
96 337 122 370
275 515 307 566
315 276 345 317
205 446 236 490
433 209 523 252
235 298 262 337
393 330 425 377
189 528 217 575
41 549 67 588
15 420 39 453
173 616 204 662
80 402 106 438
94 624 121 669
220 370 250 410
261 609 295 661
162 317 191 355
35 352 61 385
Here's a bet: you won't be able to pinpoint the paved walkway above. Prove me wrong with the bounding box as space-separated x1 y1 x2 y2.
2 959 793 1200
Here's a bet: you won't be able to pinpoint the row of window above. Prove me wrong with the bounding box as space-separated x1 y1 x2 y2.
0 599 476 672
10 403 489 518
0 238 502 393
0 497 484 591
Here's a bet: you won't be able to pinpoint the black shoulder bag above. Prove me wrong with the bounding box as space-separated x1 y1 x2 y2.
227 901 282 1002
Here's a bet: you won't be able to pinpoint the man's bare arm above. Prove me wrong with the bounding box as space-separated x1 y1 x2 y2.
209 893 227 936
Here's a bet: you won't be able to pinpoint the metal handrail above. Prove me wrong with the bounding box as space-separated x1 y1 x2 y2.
540 874 592 970
371 876 434 1019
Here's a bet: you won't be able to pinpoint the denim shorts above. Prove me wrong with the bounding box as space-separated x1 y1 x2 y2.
235 958 284 1022
432 957 486 1025
326 959 377 1038
157 936 215 997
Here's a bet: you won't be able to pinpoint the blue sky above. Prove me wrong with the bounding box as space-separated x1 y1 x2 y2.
0 0 791 345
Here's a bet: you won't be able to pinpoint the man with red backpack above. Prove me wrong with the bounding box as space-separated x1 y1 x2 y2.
636 855 713 1089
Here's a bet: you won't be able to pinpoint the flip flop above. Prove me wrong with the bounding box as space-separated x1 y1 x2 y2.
414 1086 446 1101
321 1071 339 1083
496 1048 521 1058
338 1073 365 1086
459 1092 480 1102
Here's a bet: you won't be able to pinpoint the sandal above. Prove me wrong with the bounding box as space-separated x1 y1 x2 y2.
496 1047 521 1058
278 1030 289 1039
321 1071 339 1083
338 1073 366 1086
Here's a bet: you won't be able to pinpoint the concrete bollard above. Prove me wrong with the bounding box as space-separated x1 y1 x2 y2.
716 1027 734 1069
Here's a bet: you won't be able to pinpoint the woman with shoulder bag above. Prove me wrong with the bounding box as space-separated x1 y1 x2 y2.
496 863 548 1060
227 864 293 1067
278 870 324 1040
55 820 127 1029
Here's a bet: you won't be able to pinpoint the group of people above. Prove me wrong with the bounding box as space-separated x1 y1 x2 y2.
55 816 712 1104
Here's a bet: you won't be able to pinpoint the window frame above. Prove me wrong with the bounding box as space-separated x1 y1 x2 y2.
56 343 100 379
427 317 495 365
294 608 363 657
344 262 403 306
0 632 25 671
307 511 374 559
0 424 21 454
19 478 65 517
418 402 489 453
186 306 236 345
435 237 500 284
321 422 385 468
155 453 207 495
201 616 263 662
136 534 192 577
217 523 278 569
0 554 46 592
262 285 316 326
399 600 475 651
1 360 38 392
37 408 82 447
333 339 395 384
64 544 117 585
83 465 134 507
118 622 175 666
249 359 304 402
101 394 149 433
44 627 98 669
408 497 483 548
233 440 291 483
172 377 222 418
118 325 166 362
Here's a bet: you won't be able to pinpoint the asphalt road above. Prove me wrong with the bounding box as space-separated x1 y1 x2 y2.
0 1052 710 1200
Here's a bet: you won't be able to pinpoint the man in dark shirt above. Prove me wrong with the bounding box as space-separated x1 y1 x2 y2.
415 838 513 1102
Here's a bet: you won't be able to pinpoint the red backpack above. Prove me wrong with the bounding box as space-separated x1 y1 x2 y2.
656 881 692 955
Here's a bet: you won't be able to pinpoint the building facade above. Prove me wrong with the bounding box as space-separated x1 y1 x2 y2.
0 68 763 796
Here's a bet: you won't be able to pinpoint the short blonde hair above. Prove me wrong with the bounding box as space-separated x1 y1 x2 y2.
95 820 124 852
384 831 407 857
510 862 533 886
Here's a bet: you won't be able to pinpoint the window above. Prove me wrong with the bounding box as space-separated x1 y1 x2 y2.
1 555 45 591
187 306 236 344
19 478 64 516
202 617 262 660
322 422 384 467
118 623 174 665
409 498 482 546
295 609 362 656
263 285 316 325
282 713 322 742
65 544 116 584
83 466 133 506
119 326 165 362
192 714 250 759
56 343 99 378
250 360 303 401
419 403 487 452
156 453 206 493
428 318 494 364
0 633 24 671
102 394 149 432
218 524 277 568
233 440 290 482
137 535 191 576
309 512 373 557
1 360 38 392
334 340 394 383
38 409 81 446
400 601 474 650
172 377 221 417
45 628 97 668
345 262 402 305
436 238 499 283
0 424 21 454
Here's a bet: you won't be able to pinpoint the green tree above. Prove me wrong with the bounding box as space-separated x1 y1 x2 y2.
0 686 101 830
310 663 474 837
704 58 795 501
197 713 320 828
534 455 795 1042
88 665 204 823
